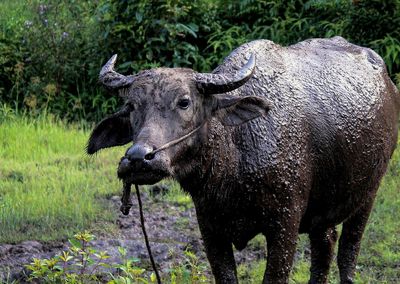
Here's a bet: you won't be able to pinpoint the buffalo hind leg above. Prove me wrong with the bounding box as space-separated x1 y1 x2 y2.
337 197 375 284
308 227 338 284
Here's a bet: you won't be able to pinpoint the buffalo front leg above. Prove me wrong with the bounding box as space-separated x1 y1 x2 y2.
308 227 338 284
195 214 237 283
337 197 375 284
202 235 237 283
263 219 300 284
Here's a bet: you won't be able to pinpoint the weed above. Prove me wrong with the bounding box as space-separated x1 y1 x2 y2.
25 231 209 284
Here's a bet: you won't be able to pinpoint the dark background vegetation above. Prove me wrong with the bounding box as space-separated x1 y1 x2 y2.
1 0 399 122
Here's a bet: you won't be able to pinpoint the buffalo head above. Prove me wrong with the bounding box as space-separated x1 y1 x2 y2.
87 54 270 185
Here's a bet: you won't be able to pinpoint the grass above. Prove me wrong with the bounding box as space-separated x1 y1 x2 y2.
0 0 34 36
0 108 399 282
0 111 125 243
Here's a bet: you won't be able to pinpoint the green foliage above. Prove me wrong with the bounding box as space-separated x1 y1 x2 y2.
237 259 265 283
96 0 220 73
0 0 118 122
167 250 209 284
1 0 399 121
19 1 99 118
26 231 112 283
0 0 30 106
25 231 209 284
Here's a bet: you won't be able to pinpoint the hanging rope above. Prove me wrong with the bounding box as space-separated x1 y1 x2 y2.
120 182 161 284
119 121 207 283
134 183 162 284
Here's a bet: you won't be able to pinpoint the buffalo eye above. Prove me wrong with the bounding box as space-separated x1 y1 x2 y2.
177 98 191 110
125 102 136 111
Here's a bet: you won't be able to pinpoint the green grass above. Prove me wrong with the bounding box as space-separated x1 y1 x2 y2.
0 0 34 35
0 112 126 243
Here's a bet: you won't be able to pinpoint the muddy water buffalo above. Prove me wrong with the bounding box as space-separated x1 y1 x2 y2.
87 37 399 283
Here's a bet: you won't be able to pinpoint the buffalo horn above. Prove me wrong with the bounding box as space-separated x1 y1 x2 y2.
195 53 256 95
99 54 135 90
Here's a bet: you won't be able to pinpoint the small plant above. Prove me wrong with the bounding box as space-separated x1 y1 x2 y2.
168 248 209 284
26 231 111 283
108 246 158 284
25 231 210 283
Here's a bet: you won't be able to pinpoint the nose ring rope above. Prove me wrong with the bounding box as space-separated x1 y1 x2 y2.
121 121 206 284
147 121 206 157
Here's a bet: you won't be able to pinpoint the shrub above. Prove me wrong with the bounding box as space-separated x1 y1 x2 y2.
95 0 221 73
0 1 117 122
0 0 399 121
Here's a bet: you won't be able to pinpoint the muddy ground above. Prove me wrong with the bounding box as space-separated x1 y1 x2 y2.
0 186 266 282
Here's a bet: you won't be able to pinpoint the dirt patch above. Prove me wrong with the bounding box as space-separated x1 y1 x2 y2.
0 187 266 282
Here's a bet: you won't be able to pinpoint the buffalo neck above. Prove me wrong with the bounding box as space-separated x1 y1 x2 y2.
176 119 241 201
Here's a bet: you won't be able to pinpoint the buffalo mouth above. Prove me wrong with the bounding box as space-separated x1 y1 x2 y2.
117 157 169 185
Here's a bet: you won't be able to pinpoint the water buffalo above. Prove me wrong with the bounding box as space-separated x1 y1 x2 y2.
87 36 399 283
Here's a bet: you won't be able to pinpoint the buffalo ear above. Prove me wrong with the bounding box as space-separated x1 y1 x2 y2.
87 109 132 154
213 95 271 126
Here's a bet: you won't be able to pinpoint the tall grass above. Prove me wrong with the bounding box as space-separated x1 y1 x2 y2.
0 111 126 243
0 0 33 33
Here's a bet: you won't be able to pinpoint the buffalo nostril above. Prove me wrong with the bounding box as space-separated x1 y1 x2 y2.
144 152 155 160
120 158 130 167
118 158 131 178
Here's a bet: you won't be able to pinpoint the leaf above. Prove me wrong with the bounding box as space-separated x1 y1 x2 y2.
150 272 157 283
118 246 127 257
175 23 197 38
187 23 199 32
130 257 140 263
135 12 143 23
68 238 82 249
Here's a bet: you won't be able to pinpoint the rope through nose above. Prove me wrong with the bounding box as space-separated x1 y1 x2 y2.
148 121 206 156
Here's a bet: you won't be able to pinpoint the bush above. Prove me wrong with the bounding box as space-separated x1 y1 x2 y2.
0 1 118 122
0 0 399 121
96 0 221 73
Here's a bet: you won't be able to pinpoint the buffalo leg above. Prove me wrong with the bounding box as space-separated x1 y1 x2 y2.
194 202 238 284
337 197 375 284
308 227 338 284
201 233 237 284
263 221 300 284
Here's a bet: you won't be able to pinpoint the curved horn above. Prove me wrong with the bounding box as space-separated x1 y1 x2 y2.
99 54 135 90
195 54 256 95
